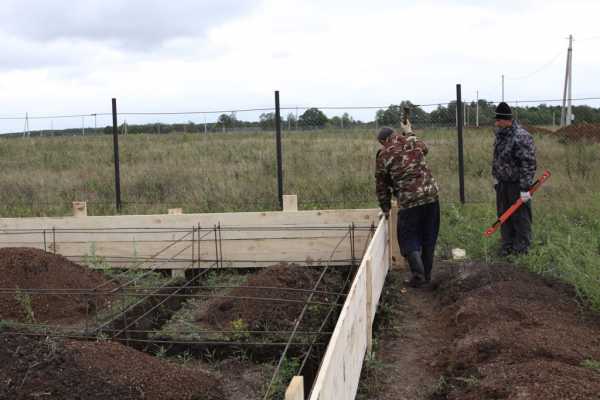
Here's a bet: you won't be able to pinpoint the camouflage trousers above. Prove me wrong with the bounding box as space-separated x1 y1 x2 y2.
496 181 532 254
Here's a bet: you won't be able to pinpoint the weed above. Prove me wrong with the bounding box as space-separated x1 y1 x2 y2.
154 345 168 359
581 359 600 373
267 357 301 400
230 318 250 341
14 289 35 323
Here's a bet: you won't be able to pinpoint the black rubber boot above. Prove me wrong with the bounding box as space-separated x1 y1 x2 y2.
405 251 425 287
421 246 435 283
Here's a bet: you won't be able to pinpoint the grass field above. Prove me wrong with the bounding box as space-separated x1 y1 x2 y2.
1 128 599 309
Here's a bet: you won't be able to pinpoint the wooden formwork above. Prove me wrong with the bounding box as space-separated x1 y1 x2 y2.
286 217 391 400
0 209 380 271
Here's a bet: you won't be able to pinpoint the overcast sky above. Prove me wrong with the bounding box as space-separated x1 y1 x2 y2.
0 0 599 132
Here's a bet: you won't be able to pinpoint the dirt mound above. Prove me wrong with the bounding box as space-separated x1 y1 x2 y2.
434 262 600 399
0 334 224 400
0 247 116 324
195 264 344 333
521 124 555 135
556 122 600 142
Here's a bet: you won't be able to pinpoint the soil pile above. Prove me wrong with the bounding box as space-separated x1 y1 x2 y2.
522 124 554 135
195 264 344 333
556 122 600 142
434 263 600 399
360 263 600 400
0 334 224 400
0 247 116 324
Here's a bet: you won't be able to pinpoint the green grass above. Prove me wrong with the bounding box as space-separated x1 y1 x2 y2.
1 128 599 310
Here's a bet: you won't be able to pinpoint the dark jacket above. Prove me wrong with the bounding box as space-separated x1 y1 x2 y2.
492 121 537 191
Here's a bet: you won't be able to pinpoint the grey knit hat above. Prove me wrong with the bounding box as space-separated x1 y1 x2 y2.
377 127 395 142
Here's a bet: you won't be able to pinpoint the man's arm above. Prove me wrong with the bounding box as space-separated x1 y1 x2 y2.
515 132 536 191
375 152 392 213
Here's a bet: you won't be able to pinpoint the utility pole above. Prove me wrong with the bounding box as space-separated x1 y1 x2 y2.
561 34 573 126
23 112 30 137
501 74 505 102
476 90 479 128
82 116 85 136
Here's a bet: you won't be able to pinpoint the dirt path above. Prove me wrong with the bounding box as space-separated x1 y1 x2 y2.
358 267 448 400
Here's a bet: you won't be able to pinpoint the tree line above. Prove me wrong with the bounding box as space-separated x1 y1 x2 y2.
5 100 600 137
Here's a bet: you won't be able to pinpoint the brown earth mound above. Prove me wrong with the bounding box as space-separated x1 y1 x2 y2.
522 124 554 135
434 263 600 400
195 264 344 333
0 333 224 400
0 247 116 324
556 122 600 142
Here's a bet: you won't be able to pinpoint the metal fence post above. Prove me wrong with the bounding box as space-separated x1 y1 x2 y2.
112 98 122 213
456 84 465 204
275 91 284 209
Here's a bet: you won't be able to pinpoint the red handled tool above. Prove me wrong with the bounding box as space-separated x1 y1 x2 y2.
484 170 551 237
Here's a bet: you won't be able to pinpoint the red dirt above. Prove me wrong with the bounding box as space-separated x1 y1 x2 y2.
194 264 344 333
0 247 117 324
0 333 225 400
360 262 600 400
556 122 600 142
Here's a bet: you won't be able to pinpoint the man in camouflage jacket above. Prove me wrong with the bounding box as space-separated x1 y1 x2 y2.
492 102 537 255
375 123 440 287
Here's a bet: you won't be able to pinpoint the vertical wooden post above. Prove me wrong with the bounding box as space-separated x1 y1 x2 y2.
388 200 402 269
365 257 373 355
285 376 304 400
282 195 298 212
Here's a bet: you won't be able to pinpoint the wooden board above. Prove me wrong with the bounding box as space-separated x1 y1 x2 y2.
0 209 378 269
309 218 390 400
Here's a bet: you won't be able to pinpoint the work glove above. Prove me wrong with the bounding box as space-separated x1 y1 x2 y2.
400 120 413 135
378 210 389 220
520 191 532 202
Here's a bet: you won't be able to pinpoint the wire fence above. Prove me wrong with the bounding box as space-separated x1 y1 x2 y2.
1 94 600 216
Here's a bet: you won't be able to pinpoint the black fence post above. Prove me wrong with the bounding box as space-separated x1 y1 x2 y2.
112 98 122 213
456 84 465 204
274 90 283 210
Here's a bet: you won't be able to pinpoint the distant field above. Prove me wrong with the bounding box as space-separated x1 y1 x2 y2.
1 127 600 309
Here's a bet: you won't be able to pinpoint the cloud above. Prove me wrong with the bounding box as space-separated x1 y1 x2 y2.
0 0 259 49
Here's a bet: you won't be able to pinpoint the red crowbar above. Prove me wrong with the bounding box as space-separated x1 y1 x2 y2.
484 170 551 237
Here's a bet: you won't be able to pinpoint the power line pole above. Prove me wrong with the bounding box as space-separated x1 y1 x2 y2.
501 74 505 102
561 34 573 126
23 112 30 138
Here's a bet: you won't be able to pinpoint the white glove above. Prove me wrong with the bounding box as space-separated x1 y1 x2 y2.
378 210 389 220
520 191 532 202
400 120 413 135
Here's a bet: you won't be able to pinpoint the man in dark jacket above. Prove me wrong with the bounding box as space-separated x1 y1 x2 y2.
492 102 537 256
375 123 440 287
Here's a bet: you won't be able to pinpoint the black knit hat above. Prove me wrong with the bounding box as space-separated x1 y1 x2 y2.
495 102 512 120
377 127 395 142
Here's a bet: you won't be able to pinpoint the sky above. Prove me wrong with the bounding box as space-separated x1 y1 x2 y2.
0 0 599 133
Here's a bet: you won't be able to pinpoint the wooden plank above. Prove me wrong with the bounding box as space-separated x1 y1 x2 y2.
0 209 378 230
285 376 305 400
365 257 373 355
310 219 389 400
0 227 373 243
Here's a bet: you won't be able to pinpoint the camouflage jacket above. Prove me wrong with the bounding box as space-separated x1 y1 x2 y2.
375 134 439 211
492 121 537 191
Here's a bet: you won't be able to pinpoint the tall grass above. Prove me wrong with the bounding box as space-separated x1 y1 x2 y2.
1 128 599 309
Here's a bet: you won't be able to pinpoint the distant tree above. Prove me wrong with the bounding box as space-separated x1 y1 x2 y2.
259 112 282 130
299 108 328 128
341 112 354 128
217 113 237 132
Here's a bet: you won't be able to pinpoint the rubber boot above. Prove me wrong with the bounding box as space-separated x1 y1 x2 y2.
421 246 435 283
405 251 425 288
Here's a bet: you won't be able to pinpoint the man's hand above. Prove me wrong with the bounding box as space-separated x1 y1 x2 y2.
400 120 413 135
378 210 389 220
520 191 532 202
